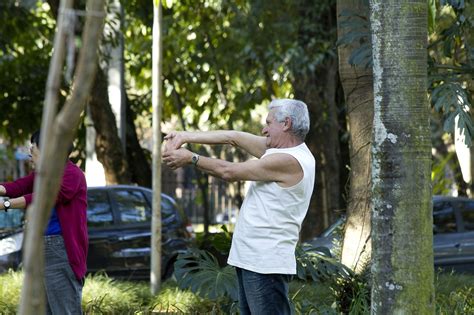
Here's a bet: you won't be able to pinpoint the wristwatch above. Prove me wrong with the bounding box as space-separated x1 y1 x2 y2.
191 153 200 166
3 198 11 212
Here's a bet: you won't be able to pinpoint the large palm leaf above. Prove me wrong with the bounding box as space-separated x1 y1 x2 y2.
174 248 238 301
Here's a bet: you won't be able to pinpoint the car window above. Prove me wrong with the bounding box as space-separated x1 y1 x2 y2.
459 201 474 231
0 209 24 230
161 197 177 216
433 202 457 234
143 191 178 219
87 190 114 227
112 189 151 224
321 217 345 237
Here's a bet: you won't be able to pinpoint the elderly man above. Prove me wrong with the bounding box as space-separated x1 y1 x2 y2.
163 99 315 315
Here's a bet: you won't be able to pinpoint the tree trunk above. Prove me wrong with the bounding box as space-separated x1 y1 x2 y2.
151 0 163 294
88 67 131 184
369 1 434 313
19 1 104 313
295 58 342 241
337 0 373 272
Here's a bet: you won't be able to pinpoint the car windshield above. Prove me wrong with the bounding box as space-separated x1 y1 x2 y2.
321 217 345 237
0 209 24 231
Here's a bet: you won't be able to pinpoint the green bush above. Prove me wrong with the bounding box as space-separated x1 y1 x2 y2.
0 270 22 314
435 272 474 315
82 273 152 313
290 280 338 314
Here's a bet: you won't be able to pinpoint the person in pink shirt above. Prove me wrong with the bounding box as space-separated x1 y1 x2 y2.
0 130 88 315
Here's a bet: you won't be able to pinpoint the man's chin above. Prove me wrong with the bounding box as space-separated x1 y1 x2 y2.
266 138 271 147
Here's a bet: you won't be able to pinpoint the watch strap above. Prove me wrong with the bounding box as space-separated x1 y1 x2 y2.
3 198 10 212
191 154 200 166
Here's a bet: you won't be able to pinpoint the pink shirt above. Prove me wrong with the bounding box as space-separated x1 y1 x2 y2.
2 161 88 280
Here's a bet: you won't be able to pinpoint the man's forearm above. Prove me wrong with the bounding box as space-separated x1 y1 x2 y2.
195 155 237 182
0 185 5 196
182 131 236 145
168 130 267 158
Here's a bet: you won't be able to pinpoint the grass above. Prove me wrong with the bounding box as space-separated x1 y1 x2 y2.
0 270 221 314
0 269 473 314
435 272 474 315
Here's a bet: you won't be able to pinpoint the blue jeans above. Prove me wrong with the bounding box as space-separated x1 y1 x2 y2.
235 267 292 315
44 235 83 315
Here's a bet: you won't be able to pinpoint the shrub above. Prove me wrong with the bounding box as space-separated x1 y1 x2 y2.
82 273 152 313
435 272 474 314
0 269 22 314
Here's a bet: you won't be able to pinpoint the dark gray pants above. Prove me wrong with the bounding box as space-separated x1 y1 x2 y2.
44 235 83 315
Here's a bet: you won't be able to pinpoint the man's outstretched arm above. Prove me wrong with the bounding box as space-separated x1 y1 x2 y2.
164 130 267 158
163 148 303 187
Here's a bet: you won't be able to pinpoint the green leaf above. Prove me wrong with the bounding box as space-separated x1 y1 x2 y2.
428 0 437 33
348 43 372 68
174 248 238 301
295 243 353 283
336 31 370 47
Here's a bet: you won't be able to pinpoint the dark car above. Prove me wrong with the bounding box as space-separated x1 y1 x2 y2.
0 185 194 280
308 195 474 273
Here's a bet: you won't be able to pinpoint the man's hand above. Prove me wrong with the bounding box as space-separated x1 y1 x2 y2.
163 148 193 170
164 131 189 152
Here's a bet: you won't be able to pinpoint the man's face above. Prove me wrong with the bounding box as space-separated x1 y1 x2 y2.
262 109 285 148
29 143 40 167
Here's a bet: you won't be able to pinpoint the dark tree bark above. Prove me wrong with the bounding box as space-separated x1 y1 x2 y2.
295 58 344 241
88 68 131 184
290 1 346 241
126 101 152 187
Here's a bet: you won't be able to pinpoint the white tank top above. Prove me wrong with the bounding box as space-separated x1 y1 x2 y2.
227 143 316 274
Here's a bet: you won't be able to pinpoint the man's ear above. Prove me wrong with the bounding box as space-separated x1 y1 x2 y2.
283 117 292 130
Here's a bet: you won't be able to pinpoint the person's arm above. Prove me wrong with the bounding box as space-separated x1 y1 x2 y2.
163 148 303 187
1 173 35 198
0 196 27 210
165 130 268 158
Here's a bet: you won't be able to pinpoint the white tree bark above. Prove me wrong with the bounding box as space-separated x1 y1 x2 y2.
337 0 373 272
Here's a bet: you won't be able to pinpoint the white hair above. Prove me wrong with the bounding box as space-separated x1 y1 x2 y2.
268 99 310 141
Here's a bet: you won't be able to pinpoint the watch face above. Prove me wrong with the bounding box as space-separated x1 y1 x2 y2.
4 200 10 208
192 155 199 164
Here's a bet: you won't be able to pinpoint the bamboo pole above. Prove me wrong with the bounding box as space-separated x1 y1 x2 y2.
151 0 163 294
18 1 105 313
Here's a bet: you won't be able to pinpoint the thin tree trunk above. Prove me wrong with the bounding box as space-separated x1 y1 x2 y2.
369 1 434 313
19 1 104 313
151 0 163 294
337 0 373 272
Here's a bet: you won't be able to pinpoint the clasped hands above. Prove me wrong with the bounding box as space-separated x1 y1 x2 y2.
162 132 193 170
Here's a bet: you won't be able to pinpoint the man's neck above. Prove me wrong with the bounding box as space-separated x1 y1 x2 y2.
272 137 303 149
